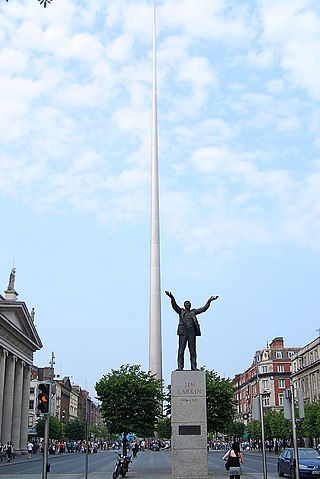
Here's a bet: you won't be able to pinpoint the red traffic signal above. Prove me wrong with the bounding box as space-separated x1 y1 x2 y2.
37 382 51 414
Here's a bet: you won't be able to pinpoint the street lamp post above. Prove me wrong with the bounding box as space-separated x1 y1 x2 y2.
255 355 267 479
85 398 90 479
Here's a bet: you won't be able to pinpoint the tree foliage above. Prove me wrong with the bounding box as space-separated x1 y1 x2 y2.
264 410 292 440
36 416 63 440
228 421 246 440
64 418 86 441
246 419 262 441
246 408 313 445
89 423 110 440
156 416 171 439
95 364 163 439
205 369 235 435
300 402 320 444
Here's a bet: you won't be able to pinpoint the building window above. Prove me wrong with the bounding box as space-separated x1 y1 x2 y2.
28 416 33 427
263 379 269 391
30 387 35 394
310 352 314 364
276 352 283 359
29 400 34 410
278 394 284 406
277 365 284 372
288 351 294 358
278 379 285 389
262 366 268 373
263 396 270 407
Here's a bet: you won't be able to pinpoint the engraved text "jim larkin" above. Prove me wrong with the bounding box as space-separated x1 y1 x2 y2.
178 382 202 395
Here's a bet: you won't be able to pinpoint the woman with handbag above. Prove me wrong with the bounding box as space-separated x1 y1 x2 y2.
222 441 243 479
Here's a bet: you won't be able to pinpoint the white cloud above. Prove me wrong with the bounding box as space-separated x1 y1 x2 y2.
247 48 275 69
178 56 217 105
0 0 320 253
161 0 252 43
106 33 135 62
265 79 286 94
259 0 320 99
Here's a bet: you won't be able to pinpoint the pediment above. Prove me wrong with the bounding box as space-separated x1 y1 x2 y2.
0 300 42 352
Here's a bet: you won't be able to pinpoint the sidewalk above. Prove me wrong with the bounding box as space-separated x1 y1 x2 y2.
0 452 41 465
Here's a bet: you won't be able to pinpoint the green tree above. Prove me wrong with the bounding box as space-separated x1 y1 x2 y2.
301 402 320 446
64 418 86 441
265 410 282 440
205 369 235 435
228 421 245 440
89 423 110 440
36 416 63 440
156 416 171 439
95 364 163 454
246 419 261 441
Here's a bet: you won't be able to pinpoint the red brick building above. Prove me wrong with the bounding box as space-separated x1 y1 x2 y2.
233 337 301 424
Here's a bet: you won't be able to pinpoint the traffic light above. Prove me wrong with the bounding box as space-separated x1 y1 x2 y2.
37 382 51 414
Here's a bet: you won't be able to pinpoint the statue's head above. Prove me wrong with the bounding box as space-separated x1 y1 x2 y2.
184 300 191 310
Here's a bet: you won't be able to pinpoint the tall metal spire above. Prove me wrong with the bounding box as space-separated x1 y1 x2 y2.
149 2 162 381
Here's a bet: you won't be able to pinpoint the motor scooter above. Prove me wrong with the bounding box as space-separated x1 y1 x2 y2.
112 452 131 478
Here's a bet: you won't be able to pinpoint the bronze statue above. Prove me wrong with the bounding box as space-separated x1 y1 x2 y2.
165 291 219 371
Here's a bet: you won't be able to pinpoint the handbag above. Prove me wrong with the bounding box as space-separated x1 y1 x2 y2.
225 454 231 471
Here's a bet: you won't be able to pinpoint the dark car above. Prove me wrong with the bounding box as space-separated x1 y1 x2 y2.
277 448 320 478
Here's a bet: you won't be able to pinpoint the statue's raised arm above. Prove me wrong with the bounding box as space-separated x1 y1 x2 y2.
208 295 219 302
165 290 174 300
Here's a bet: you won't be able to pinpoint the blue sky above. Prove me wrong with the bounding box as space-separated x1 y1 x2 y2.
1 0 320 399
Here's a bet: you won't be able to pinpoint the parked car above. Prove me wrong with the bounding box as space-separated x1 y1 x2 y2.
277 448 320 478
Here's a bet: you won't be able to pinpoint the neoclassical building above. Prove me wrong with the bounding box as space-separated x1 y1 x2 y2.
0 269 42 451
291 336 320 403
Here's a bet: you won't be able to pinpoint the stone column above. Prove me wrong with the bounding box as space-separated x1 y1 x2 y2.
1 354 17 443
0 348 8 436
11 359 24 450
19 364 31 451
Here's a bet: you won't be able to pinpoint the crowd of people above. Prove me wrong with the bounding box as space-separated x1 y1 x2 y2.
209 438 292 453
0 435 173 463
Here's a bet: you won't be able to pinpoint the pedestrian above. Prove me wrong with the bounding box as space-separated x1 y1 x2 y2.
222 441 244 479
132 442 139 458
27 441 34 459
4 441 13 462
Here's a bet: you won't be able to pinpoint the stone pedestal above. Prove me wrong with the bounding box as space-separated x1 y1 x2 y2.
171 370 208 479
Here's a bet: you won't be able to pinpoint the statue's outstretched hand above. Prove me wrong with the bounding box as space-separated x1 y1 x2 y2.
165 290 174 299
209 295 219 302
